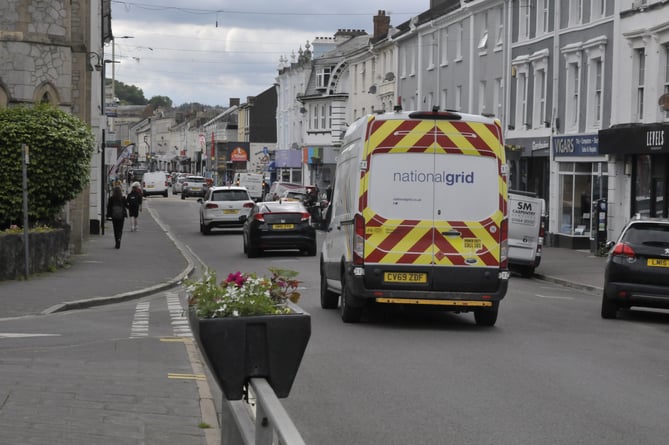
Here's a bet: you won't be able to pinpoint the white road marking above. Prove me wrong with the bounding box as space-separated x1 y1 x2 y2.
0 333 60 338
166 292 192 338
130 301 150 338
535 294 574 300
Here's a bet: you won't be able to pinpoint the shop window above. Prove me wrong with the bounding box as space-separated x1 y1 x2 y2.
558 162 607 237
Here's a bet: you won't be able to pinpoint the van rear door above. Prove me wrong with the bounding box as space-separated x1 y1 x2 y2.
364 114 506 292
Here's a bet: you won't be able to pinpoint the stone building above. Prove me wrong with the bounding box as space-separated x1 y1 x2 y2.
0 0 111 252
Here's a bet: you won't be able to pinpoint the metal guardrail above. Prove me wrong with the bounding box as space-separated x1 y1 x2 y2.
220 378 306 445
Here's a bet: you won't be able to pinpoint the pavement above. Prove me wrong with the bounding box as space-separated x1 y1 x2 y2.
0 206 608 443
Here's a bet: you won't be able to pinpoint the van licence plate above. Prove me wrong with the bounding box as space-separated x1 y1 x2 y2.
648 258 669 267
384 272 427 283
272 224 294 230
464 238 482 249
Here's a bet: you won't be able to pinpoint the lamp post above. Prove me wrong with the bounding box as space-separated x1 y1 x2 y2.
111 35 134 103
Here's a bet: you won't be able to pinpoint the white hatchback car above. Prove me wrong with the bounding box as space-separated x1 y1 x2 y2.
198 186 255 234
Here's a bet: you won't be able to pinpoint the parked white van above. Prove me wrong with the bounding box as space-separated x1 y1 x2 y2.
319 110 510 326
508 191 545 277
141 171 169 197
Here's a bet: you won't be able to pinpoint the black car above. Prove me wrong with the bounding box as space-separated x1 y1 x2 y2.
243 200 317 257
601 217 669 319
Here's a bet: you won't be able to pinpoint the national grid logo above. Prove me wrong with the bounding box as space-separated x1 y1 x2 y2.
393 170 475 186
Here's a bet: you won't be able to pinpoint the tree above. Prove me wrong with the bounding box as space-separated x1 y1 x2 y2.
0 105 95 230
108 79 148 105
148 95 173 109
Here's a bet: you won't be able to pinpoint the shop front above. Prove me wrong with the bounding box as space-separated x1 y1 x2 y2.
505 137 550 200
551 133 607 249
599 122 669 229
274 149 303 184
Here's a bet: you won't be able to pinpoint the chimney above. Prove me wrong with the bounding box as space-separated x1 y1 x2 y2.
373 10 390 41
229 98 240 107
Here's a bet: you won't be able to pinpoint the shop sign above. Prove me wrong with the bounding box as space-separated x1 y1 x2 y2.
504 137 550 157
599 123 669 155
553 134 599 157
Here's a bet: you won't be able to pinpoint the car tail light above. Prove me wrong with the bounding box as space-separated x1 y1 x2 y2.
353 213 365 265
205 203 218 209
243 202 255 208
254 213 265 222
183 182 189 187
301 212 311 222
611 242 636 259
499 218 508 269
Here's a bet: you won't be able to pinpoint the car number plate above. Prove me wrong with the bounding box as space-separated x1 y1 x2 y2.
647 258 669 267
191 187 201 191
272 224 294 230
223 209 239 214
464 238 482 249
384 272 427 283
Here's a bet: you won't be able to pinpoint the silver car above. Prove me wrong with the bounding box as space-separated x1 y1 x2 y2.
181 175 207 199
198 186 255 234
172 175 186 195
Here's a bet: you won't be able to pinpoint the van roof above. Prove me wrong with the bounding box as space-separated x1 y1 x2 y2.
371 110 499 125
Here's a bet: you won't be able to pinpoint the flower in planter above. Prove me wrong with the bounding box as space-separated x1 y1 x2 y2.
187 268 301 318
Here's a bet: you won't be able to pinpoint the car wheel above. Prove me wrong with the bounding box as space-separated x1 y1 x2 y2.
247 241 260 258
474 307 498 327
199 218 204 233
320 265 339 309
181 193 185 200
203 223 211 235
601 292 618 319
340 278 362 323
518 265 535 278
163 190 168 197
243 236 247 254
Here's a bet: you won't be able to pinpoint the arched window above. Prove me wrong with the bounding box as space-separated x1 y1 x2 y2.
33 82 60 106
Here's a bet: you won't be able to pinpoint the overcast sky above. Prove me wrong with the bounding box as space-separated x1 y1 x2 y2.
109 0 424 107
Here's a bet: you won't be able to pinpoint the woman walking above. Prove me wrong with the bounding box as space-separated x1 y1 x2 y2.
107 185 127 249
126 182 143 231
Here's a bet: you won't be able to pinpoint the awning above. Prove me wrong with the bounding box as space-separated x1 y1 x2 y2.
599 122 669 155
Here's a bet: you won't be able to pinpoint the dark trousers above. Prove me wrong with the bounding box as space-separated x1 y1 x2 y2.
112 217 125 243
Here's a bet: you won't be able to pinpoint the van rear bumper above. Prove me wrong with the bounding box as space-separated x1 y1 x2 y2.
345 264 509 306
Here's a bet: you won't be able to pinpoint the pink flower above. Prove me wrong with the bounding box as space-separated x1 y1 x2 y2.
225 271 246 287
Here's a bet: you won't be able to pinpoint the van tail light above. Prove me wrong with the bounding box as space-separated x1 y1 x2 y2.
499 218 508 269
611 242 635 259
536 217 546 257
164 181 169 187
353 214 365 265
243 202 255 208
300 212 311 222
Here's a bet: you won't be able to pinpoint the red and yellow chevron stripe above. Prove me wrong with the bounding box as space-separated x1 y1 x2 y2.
358 117 507 267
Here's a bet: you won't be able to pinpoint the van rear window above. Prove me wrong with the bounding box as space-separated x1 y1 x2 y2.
368 152 499 221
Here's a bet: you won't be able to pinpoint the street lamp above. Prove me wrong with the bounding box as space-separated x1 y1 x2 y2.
111 35 134 103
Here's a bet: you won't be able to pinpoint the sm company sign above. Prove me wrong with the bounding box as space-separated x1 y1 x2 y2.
553 134 599 157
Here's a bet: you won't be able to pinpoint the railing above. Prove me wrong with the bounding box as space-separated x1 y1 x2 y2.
220 378 306 445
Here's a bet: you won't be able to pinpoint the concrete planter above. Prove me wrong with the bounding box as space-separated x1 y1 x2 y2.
189 302 311 400
0 227 70 280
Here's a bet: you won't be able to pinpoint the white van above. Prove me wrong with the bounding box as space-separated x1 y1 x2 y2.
234 172 265 201
141 171 169 197
319 110 510 326
508 191 545 277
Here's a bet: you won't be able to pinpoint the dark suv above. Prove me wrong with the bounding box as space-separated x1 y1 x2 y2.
601 217 669 319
